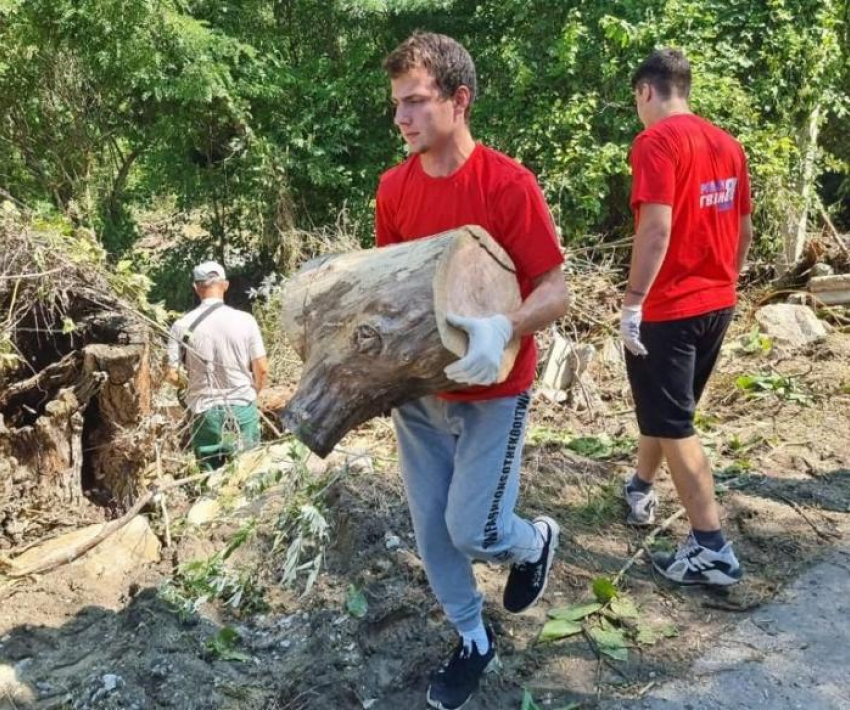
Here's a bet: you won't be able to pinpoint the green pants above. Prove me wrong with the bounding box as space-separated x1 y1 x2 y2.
191 403 261 471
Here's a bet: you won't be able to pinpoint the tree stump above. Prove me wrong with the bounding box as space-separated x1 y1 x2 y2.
280 225 522 457
0 316 154 545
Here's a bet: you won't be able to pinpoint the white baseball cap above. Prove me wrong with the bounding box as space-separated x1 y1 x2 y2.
193 260 227 283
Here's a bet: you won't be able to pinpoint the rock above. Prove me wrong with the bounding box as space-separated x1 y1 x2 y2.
101 673 123 692
538 387 568 404
0 663 35 705
345 449 375 475
187 498 221 525
384 532 401 551
540 335 596 390
754 304 827 348
10 515 160 578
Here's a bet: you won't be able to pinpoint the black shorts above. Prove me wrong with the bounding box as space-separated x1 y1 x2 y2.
625 307 733 439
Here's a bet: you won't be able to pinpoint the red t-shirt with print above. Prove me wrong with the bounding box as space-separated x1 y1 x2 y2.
376 143 564 402
630 114 752 322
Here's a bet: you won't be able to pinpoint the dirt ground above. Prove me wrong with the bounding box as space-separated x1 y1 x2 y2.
2 316 849 710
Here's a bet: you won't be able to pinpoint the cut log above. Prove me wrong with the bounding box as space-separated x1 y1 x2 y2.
809 274 850 306
280 225 522 456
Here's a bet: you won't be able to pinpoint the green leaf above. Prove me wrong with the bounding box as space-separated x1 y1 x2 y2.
346 584 368 618
588 623 629 661
658 622 679 638
521 689 541 710
548 602 603 621
592 577 617 603
635 624 661 645
206 627 251 662
636 621 678 646
540 618 583 641
61 316 77 334
608 596 638 619
567 434 612 458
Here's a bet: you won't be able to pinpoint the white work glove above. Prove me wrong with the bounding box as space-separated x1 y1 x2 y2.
620 304 648 357
444 313 513 386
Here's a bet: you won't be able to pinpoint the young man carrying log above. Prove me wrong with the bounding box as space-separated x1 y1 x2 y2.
376 32 569 710
166 261 269 470
620 49 753 585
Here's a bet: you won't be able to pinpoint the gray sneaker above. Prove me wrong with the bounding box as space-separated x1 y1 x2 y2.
623 482 657 526
652 533 742 586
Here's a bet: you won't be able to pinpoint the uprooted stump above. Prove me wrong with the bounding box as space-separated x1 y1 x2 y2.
279 225 522 457
0 207 157 547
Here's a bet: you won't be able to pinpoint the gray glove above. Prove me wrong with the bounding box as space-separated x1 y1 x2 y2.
620 304 648 357
444 313 513 386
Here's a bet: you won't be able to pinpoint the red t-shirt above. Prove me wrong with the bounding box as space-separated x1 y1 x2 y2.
376 143 564 401
630 114 752 321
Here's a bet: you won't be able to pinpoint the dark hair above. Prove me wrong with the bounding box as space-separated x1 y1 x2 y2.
631 48 691 99
383 32 477 117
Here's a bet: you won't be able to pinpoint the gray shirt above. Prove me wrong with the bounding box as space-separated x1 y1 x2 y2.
167 298 267 414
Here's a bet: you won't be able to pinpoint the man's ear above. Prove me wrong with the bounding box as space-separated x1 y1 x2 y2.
222 280 230 293
453 85 471 120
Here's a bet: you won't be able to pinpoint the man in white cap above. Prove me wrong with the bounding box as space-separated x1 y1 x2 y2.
166 260 269 470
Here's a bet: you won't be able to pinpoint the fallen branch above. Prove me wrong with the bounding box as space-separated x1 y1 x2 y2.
612 507 687 586
155 443 172 548
0 267 65 281
0 350 81 409
0 470 212 578
775 494 838 541
819 204 850 257
260 408 284 438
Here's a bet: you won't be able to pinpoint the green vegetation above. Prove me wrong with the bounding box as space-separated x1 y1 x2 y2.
346 584 369 618
159 520 267 619
736 371 813 404
206 627 252 662
0 0 846 308
527 428 634 460
540 576 678 663
573 481 622 526
272 440 333 596
735 327 774 356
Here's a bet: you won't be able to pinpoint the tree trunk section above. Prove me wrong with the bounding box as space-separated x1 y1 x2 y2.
280 225 522 457
778 104 822 274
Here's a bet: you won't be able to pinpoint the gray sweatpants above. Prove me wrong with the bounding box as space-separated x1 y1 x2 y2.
392 391 543 634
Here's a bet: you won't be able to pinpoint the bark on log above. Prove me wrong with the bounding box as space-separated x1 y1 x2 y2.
83 343 154 504
280 225 522 457
0 341 153 545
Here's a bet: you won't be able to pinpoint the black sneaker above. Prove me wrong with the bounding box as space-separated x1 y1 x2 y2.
503 516 560 613
426 626 499 710
652 533 743 586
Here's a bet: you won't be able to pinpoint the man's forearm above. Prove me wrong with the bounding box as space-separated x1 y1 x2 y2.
624 203 672 307
736 215 754 273
625 230 670 307
736 239 752 273
506 268 569 338
251 357 269 394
